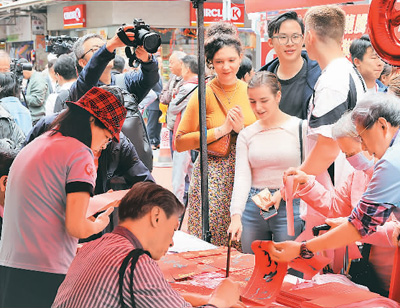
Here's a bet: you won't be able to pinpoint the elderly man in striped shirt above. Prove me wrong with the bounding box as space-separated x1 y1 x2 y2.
52 182 241 308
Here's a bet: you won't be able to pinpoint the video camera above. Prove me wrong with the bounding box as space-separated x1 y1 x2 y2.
10 59 32 85
117 19 161 67
45 35 78 56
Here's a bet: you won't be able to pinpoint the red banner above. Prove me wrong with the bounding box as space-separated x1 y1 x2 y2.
190 3 245 27
245 0 364 14
63 4 86 29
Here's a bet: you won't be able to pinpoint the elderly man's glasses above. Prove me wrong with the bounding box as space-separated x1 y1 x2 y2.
80 45 102 59
356 122 373 143
271 33 304 45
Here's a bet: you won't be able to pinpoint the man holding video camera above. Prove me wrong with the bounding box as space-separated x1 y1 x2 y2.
64 25 159 106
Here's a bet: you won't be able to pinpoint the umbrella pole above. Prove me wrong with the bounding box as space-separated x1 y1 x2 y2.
191 0 211 243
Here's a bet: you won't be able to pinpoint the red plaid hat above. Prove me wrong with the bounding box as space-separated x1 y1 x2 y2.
68 87 127 142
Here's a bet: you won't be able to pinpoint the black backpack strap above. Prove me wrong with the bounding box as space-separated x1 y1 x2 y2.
298 119 304 163
118 248 151 308
347 73 358 111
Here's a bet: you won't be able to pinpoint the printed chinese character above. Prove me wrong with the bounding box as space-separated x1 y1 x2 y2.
342 38 352 59
345 14 356 35
354 14 368 34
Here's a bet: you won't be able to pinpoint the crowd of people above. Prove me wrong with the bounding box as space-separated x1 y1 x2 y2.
0 3 400 307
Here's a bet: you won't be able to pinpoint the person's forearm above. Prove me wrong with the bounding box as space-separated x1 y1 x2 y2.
74 45 114 100
307 221 362 253
297 179 352 218
300 135 340 176
128 58 159 103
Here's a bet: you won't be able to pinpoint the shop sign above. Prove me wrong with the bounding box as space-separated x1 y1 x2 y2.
63 4 86 29
190 3 245 27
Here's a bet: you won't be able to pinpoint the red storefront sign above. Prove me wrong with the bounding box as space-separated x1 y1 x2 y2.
63 4 86 29
260 4 370 66
244 0 363 14
190 3 245 27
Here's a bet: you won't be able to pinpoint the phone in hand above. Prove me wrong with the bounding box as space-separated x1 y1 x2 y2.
260 205 278 221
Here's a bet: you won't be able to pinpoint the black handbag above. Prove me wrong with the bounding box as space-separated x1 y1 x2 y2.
348 243 388 296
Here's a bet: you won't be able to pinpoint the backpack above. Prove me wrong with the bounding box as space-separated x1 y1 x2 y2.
115 74 153 171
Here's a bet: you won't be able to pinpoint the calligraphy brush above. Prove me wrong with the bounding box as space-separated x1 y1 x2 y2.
226 232 232 278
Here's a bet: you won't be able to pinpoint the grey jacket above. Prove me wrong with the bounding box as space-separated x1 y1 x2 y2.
25 71 49 123
0 105 25 149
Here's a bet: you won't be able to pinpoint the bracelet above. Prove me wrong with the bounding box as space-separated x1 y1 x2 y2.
299 241 314 259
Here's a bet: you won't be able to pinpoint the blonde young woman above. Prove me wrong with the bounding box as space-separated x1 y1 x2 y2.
175 32 256 247
228 71 304 253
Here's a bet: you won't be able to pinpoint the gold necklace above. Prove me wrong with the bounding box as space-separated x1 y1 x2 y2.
217 79 238 104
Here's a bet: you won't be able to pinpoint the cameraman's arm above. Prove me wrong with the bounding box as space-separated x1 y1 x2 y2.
69 25 134 102
124 52 159 103
70 45 115 102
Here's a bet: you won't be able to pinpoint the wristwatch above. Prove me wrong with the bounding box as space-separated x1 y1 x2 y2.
299 241 314 259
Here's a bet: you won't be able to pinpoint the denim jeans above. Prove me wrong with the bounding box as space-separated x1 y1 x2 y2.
146 109 162 146
241 187 304 254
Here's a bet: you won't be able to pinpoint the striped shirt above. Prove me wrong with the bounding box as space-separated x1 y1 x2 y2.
52 226 192 308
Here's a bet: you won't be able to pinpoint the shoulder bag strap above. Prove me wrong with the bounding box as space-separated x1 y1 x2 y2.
298 119 304 163
209 84 228 115
118 248 151 308
175 84 198 106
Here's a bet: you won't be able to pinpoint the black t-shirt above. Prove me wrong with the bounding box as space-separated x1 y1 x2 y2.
275 60 308 119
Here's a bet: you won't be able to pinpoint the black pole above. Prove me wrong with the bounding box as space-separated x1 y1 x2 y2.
191 0 211 243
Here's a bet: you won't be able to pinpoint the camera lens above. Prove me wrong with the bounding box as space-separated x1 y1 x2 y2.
142 32 161 54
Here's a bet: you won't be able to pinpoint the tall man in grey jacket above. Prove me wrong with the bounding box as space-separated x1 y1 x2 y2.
20 59 49 125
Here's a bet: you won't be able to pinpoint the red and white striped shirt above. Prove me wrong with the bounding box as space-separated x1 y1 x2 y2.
52 226 192 308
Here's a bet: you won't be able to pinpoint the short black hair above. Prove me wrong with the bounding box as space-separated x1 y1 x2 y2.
54 54 77 81
112 55 125 74
268 11 304 38
119 182 184 221
181 55 198 75
0 72 20 99
236 56 253 80
0 148 17 178
349 34 372 63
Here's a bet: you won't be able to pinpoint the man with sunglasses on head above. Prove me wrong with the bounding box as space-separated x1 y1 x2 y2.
260 11 321 120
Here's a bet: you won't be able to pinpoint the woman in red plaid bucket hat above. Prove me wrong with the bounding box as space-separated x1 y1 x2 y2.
0 87 126 308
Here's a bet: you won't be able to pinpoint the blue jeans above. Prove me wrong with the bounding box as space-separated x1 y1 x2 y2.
241 187 304 254
146 109 162 146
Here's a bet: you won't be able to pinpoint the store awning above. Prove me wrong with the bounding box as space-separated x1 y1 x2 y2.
244 0 364 13
0 0 52 12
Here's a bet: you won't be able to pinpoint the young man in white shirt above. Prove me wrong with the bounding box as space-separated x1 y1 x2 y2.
293 5 366 188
